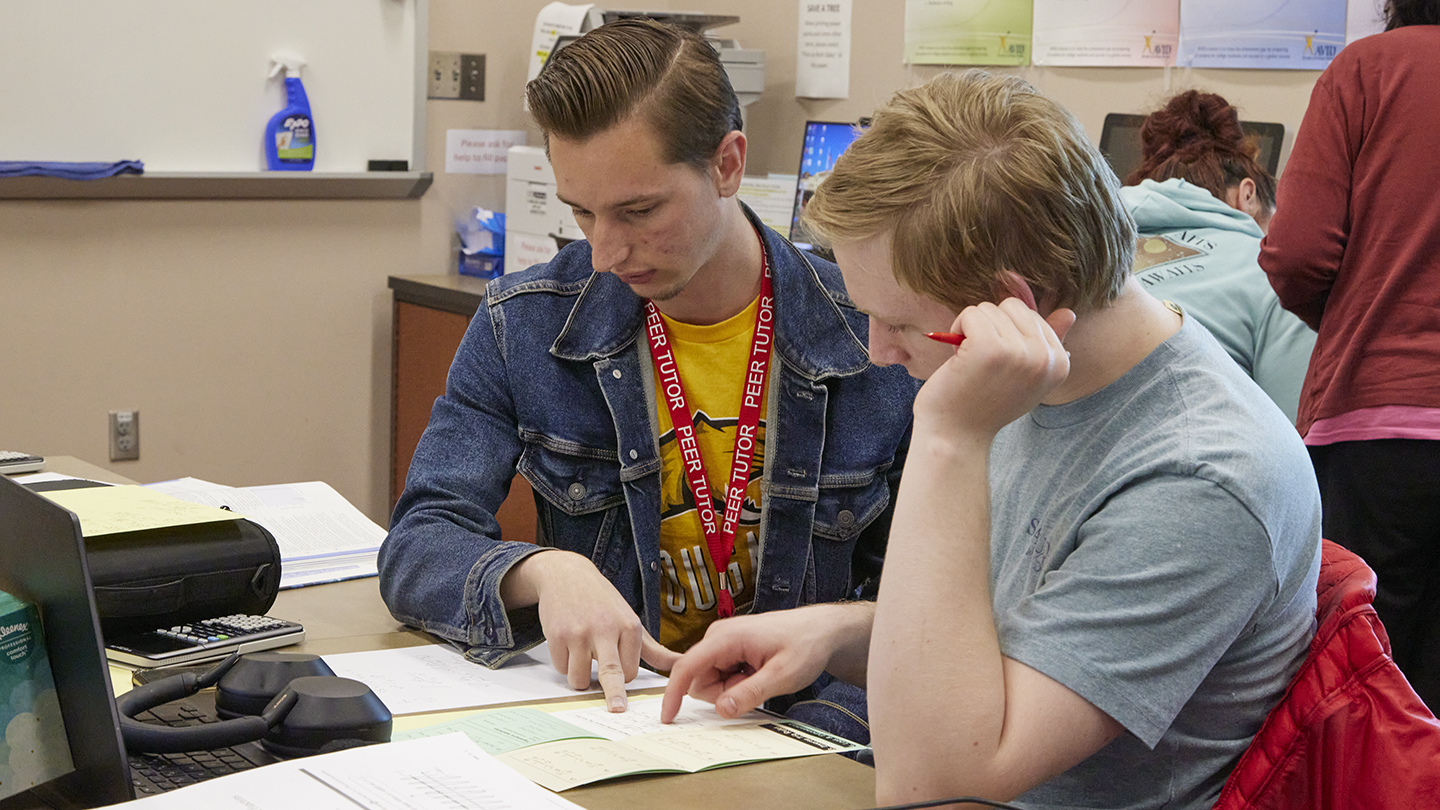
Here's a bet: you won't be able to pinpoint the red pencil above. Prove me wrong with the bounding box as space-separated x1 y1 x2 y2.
925 332 965 345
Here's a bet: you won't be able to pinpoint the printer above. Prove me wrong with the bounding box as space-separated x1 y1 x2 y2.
504 10 765 276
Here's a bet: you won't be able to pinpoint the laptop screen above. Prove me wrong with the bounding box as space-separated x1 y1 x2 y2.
1099 112 1284 182
0 476 134 807
788 120 866 252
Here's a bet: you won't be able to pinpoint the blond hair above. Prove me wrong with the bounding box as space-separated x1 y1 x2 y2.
525 18 743 169
804 70 1135 312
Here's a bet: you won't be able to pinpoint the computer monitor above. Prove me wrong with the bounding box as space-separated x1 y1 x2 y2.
788 120 867 255
1099 112 1285 183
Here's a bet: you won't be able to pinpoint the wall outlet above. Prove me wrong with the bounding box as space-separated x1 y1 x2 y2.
428 51 461 100
109 410 139 462
459 54 485 101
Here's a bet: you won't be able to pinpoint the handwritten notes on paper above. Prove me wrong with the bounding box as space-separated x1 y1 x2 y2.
39 485 237 537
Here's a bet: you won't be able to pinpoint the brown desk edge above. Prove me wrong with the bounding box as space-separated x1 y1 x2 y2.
389 274 490 317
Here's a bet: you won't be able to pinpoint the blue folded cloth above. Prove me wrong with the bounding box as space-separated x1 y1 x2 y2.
0 160 144 180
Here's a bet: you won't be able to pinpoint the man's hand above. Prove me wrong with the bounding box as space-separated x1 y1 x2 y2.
659 603 874 723
916 296 1075 442
501 550 669 712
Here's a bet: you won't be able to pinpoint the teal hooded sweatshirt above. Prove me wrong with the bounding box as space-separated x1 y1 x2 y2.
1121 178 1316 425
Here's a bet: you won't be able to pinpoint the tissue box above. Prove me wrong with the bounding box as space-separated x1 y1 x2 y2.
459 252 503 278
458 207 505 280
0 590 73 799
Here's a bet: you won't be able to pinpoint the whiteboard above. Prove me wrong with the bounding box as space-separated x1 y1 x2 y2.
0 0 424 173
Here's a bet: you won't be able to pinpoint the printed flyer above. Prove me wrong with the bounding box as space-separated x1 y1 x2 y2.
1032 0 1179 66
1177 0 1347 69
904 0 1033 66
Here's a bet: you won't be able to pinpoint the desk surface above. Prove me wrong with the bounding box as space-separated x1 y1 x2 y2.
31 457 878 810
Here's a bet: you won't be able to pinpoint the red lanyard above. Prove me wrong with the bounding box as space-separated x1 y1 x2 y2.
644 248 773 618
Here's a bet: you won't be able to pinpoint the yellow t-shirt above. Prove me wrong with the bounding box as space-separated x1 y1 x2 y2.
653 297 768 652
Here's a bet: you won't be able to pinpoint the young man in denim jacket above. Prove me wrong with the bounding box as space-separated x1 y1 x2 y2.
377 19 918 738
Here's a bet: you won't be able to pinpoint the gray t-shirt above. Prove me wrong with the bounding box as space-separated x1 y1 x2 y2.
993 316 1321 810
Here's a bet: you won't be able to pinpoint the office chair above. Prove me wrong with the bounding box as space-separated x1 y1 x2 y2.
1213 540 1440 809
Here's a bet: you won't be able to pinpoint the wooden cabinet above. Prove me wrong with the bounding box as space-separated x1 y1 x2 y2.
389 275 537 543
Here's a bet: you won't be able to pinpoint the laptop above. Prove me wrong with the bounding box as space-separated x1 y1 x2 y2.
1098 112 1284 182
787 120 868 259
0 476 275 808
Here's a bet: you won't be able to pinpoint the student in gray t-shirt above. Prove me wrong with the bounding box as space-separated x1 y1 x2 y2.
650 70 1321 810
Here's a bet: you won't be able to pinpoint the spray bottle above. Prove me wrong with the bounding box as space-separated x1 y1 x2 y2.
264 54 314 171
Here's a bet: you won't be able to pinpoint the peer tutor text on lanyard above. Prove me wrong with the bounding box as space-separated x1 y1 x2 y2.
643 245 773 619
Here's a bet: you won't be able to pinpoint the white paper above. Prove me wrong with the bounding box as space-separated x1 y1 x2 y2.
737 175 799 234
1346 0 1386 44
103 734 580 810
1032 0 1180 66
549 697 763 741
143 478 384 589
323 642 668 716
796 0 852 99
528 3 595 82
446 130 527 176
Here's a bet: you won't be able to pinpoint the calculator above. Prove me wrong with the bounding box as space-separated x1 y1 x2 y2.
105 614 306 667
0 451 44 475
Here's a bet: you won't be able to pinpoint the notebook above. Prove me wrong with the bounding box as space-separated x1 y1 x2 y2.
0 476 276 808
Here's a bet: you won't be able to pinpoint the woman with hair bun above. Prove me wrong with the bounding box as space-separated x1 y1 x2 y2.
1119 89 1315 423
1260 0 1440 713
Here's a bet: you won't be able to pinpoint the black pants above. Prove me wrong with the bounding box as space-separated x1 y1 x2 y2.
1310 439 1440 712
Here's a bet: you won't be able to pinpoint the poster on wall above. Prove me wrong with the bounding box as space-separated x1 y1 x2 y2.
1177 0 1347 69
1032 0 1179 67
904 0 1033 66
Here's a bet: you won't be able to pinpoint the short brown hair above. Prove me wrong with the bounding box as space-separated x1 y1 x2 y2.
1126 90 1276 214
803 70 1135 313
525 18 743 169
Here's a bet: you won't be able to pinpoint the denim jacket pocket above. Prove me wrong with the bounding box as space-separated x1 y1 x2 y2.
811 474 892 542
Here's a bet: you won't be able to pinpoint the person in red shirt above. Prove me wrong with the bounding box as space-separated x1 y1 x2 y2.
1259 0 1440 711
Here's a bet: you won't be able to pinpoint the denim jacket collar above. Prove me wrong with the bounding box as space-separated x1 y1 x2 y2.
551 205 873 380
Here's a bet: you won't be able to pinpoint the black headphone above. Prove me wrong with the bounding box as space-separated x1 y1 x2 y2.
117 651 392 758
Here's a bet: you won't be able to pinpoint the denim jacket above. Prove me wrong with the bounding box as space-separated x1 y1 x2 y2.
378 212 919 670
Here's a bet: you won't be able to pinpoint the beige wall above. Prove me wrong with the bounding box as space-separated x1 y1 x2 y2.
0 0 1325 524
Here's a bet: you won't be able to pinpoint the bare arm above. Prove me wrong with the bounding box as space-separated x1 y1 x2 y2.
868 299 1122 804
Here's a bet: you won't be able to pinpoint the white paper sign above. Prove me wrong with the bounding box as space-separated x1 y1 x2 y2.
528 2 596 82
797 0 852 99
446 130 527 175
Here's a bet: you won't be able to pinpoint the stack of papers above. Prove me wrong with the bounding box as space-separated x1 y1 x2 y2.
145 478 385 589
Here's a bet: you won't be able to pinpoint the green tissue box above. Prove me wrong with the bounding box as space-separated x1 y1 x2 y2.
0 590 73 799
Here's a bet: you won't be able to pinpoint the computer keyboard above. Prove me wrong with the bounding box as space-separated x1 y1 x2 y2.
126 700 269 795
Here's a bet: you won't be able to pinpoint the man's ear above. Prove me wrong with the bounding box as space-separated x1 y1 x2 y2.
998 270 1039 312
712 130 747 198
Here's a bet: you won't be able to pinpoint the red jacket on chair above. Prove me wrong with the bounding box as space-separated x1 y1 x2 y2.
1213 540 1440 809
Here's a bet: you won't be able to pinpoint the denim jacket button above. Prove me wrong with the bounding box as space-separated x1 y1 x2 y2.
650 561 658 572
567 482 587 500
612 369 622 379
837 510 856 528
629 449 639 460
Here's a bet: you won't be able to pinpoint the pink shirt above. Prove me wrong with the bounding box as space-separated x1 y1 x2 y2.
1305 405 1440 446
